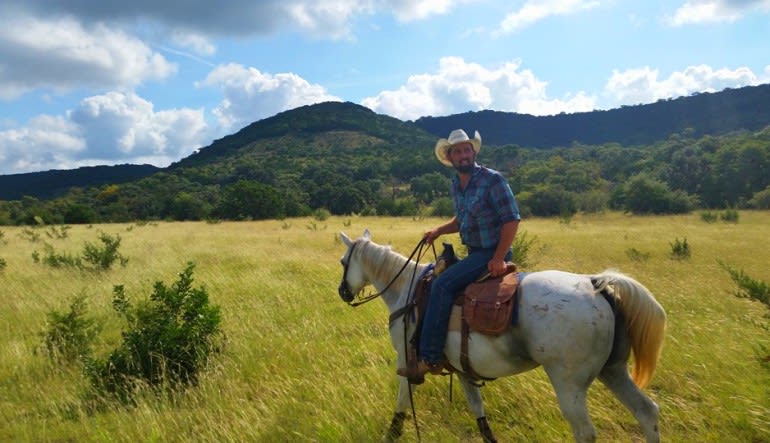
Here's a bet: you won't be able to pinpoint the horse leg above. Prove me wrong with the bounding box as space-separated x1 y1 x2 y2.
544 366 596 443
386 377 414 441
599 363 660 443
458 375 497 443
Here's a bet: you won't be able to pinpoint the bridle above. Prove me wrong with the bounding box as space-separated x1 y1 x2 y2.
338 237 433 307
337 236 437 441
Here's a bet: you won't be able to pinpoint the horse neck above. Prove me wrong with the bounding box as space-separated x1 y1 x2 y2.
359 241 428 313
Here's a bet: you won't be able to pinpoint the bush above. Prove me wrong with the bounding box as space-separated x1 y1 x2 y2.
511 231 542 269
33 232 127 271
82 233 128 270
39 295 100 363
626 248 651 262
719 262 770 307
669 237 691 260
719 261 770 365
720 209 739 223
85 263 222 401
700 211 718 223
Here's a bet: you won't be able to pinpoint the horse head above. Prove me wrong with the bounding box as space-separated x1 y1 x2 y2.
338 230 371 304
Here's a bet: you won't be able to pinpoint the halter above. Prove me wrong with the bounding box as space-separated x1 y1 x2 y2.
338 237 433 307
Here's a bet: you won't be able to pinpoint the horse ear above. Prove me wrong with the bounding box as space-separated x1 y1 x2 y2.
363 229 371 240
339 232 353 247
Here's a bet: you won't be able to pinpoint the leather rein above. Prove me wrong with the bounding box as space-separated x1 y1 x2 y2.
339 237 434 308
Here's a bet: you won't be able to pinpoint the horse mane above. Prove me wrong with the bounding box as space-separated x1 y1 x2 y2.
356 239 415 293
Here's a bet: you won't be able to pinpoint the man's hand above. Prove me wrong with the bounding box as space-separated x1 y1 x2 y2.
423 228 441 244
487 258 508 277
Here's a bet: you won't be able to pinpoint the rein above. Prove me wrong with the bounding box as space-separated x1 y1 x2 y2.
342 237 434 308
340 236 436 442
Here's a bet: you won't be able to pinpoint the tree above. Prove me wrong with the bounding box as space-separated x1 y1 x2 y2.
215 180 284 220
622 174 697 214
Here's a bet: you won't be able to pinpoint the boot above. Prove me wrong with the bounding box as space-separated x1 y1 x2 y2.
397 359 443 384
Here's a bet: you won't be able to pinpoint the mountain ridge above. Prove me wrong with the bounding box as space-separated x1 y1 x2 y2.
1 83 769 202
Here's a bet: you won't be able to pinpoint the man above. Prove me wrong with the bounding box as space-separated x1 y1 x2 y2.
397 129 521 380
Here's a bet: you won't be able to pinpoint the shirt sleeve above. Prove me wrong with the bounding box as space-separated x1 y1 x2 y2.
490 172 521 223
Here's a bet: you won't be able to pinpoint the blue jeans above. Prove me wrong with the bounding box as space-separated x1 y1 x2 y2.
418 247 512 364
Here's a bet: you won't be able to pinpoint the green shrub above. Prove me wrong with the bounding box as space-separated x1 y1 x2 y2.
700 211 718 223
85 263 222 401
511 231 541 270
33 233 127 270
626 248 651 262
669 237 691 260
39 295 100 363
82 233 128 270
0 257 6 271
719 262 770 307
719 261 770 365
720 209 740 223
313 208 331 221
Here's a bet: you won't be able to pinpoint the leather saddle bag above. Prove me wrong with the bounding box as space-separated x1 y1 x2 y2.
462 263 518 336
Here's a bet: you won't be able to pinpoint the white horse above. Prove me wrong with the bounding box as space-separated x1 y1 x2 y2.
337 230 666 443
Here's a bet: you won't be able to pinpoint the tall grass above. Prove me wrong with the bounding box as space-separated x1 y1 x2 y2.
1 213 768 442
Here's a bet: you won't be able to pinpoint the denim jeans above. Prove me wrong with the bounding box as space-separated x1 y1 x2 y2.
418 247 512 364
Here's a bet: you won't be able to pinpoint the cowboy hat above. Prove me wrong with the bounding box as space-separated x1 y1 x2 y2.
434 129 482 167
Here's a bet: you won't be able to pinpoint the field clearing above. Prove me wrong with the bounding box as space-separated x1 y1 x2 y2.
1 212 768 442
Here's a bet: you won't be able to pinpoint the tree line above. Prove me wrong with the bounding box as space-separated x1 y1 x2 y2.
1 125 768 225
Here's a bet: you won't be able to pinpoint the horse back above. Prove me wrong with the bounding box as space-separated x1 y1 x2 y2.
516 270 616 365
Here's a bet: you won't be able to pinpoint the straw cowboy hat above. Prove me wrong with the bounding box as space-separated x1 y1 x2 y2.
434 129 482 167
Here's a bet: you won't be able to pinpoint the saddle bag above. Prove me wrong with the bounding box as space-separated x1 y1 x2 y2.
463 263 518 336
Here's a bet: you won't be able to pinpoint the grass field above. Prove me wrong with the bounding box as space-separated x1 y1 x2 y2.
1 212 768 442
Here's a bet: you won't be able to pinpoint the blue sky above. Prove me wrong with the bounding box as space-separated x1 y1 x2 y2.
1 0 769 175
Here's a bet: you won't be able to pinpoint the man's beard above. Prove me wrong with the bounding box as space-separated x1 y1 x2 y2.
454 163 474 174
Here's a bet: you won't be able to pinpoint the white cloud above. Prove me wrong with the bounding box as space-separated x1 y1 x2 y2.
199 63 341 130
361 56 596 120
0 12 176 100
665 0 770 25
602 64 769 105
0 115 85 174
0 92 209 174
497 0 599 34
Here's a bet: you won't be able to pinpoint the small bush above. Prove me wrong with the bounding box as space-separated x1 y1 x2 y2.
700 211 718 223
669 237 691 260
39 243 82 268
313 208 331 221
719 262 770 307
45 225 71 239
626 248 651 262
511 231 542 269
39 295 100 363
0 257 6 271
85 262 223 401
33 232 127 270
82 233 128 270
720 209 739 223
719 261 770 365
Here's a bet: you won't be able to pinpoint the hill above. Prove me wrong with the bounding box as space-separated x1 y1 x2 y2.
0 91 769 224
0 164 160 201
413 83 770 147
2 84 770 203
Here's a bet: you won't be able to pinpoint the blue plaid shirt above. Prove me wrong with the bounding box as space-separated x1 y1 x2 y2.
452 164 520 249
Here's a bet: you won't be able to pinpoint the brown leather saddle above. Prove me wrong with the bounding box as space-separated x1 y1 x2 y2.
401 243 520 381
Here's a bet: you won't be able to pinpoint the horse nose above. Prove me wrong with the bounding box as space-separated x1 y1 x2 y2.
338 281 353 303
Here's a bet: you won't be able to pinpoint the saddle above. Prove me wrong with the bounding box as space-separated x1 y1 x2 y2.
404 243 520 381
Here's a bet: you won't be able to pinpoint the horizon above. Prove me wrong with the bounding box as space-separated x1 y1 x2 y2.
1 0 769 175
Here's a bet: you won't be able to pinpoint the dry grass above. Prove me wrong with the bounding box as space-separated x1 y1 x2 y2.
0 213 768 442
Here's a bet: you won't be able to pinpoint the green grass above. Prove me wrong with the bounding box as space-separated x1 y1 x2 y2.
1 213 769 442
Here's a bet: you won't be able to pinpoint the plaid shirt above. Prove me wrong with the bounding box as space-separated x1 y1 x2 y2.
451 164 520 249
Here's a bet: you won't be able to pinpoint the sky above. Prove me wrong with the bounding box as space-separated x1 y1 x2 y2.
0 0 769 176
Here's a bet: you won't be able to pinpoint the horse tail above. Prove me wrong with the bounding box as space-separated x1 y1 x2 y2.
593 270 667 389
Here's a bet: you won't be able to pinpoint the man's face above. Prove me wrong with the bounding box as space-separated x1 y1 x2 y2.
449 142 476 174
